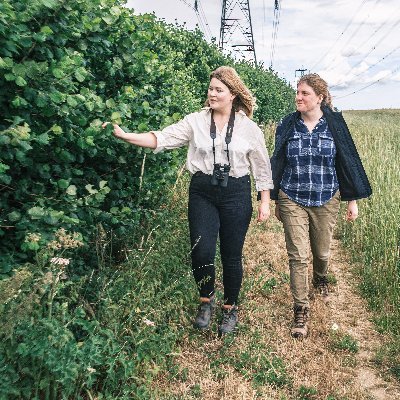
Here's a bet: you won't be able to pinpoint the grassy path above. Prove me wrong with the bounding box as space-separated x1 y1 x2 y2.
156 208 400 399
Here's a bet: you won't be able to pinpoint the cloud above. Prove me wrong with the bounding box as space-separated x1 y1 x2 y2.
341 46 361 57
127 0 400 109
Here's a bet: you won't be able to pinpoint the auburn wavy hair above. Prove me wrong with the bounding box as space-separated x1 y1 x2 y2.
298 73 333 109
204 66 255 118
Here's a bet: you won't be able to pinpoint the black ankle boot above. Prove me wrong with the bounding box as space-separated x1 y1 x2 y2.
193 297 215 330
218 305 238 336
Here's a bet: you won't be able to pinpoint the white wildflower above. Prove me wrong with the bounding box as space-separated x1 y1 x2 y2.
143 318 155 327
331 323 339 331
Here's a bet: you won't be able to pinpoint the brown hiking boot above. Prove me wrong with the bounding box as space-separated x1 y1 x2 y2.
291 305 310 339
312 276 330 305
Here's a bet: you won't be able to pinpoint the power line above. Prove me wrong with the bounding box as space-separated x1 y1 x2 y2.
178 0 211 40
310 0 368 71
333 64 400 99
269 0 281 69
261 0 266 48
197 0 213 39
330 45 400 89
332 0 381 56
355 11 393 51
324 8 400 75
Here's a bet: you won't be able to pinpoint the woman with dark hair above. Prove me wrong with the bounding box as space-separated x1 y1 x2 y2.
271 73 372 339
103 66 273 336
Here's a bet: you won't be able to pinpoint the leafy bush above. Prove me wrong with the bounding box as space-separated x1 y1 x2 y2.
0 0 294 274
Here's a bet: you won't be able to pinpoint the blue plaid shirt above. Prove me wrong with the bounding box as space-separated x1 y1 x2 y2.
280 116 339 206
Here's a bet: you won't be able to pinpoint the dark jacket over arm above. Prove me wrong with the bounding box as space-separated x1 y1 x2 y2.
269 106 372 201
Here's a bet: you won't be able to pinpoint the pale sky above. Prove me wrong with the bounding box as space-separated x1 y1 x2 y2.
126 0 400 110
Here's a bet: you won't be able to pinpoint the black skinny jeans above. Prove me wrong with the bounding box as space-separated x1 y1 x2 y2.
188 173 253 305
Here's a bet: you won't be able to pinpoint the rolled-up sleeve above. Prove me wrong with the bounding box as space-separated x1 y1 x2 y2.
153 116 192 153
249 127 274 191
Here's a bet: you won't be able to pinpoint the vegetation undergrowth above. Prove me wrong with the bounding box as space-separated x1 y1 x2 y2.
0 174 196 399
338 109 400 380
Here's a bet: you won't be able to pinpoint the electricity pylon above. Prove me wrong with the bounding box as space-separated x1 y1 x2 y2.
219 0 257 65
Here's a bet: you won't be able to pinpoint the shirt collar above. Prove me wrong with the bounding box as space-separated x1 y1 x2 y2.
202 107 246 126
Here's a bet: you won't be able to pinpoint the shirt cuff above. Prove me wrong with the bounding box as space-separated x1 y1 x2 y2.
255 181 274 192
152 131 165 153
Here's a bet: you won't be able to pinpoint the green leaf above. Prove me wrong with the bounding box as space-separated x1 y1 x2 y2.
45 210 64 225
15 76 27 87
85 136 94 146
110 6 122 16
99 180 108 189
40 26 54 35
111 112 122 124
42 0 58 8
106 99 116 108
74 67 87 82
49 90 64 103
0 57 8 69
62 216 79 224
11 96 28 107
85 184 98 194
0 174 12 185
4 73 15 81
52 68 64 78
36 93 47 107
85 101 94 111
51 125 63 134
66 96 78 107
66 185 77 196
35 133 49 145
27 206 46 219
102 15 114 25
22 241 40 251
0 163 10 173
58 179 69 189
8 211 21 222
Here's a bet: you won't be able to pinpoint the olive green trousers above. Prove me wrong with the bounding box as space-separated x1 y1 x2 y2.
278 190 340 307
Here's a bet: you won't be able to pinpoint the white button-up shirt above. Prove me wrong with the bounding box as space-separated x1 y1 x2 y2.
153 108 273 191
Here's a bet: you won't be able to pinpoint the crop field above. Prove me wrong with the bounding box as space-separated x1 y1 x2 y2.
339 109 400 376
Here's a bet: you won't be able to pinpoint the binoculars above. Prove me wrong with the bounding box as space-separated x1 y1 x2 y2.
211 163 230 187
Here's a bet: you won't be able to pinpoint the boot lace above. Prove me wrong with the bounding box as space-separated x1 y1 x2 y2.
316 276 329 296
294 307 309 327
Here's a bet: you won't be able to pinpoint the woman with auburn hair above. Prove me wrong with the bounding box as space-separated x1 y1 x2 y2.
103 66 273 336
271 73 372 339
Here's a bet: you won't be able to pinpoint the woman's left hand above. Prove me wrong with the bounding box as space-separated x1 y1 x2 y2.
346 200 358 222
257 202 271 222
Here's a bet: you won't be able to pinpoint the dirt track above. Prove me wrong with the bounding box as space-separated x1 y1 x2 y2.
156 213 400 399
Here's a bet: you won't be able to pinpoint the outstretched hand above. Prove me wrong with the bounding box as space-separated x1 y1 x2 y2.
102 122 125 139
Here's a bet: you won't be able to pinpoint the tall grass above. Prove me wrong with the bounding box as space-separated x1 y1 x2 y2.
339 109 400 377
